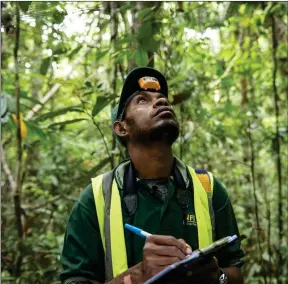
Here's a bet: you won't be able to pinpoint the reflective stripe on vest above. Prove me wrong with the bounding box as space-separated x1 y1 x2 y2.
92 171 128 280
91 167 213 280
187 167 213 248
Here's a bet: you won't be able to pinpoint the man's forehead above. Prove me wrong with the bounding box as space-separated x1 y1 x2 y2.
132 91 166 100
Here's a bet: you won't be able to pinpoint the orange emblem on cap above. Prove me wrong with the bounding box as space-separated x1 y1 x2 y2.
138 77 161 91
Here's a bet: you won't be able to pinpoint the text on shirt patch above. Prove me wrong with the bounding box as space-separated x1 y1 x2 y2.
186 214 197 226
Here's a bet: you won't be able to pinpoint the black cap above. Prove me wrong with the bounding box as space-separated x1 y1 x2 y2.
117 67 168 119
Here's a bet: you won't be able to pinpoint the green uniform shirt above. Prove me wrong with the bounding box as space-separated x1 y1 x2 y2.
60 159 244 283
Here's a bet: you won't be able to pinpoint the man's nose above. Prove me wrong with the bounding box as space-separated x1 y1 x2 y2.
153 97 169 108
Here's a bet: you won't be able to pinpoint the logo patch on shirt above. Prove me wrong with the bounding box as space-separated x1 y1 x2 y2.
186 214 197 226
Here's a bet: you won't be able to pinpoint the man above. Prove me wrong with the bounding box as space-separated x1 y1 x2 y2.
60 67 244 284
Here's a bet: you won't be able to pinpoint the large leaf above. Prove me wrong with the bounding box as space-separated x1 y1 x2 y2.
26 122 46 140
40 57 51 75
137 7 154 20
138 21 153 40
35 106 83 122
19 1 32 12
135 50 149 66
53 10 66 24
19 90 43 105
140 37 160 52
92 96 111 117
48 118 87 129
85 81 93 88
3 89 42 107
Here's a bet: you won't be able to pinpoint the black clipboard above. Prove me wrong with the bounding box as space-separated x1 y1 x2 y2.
144 235 238 284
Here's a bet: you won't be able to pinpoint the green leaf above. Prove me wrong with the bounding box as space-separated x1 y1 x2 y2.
4 88 42 106
96 49 110 61
140 37 160 52
135 50 149 67
116 35 136 46
225 2 241 19
35 106 83 122
85 81 93 88
53 44 68 55
138 22 153 40
92 96 111 117
19 1 32 13
68 46 82 59
118 2 133 13
20 93 43 105
138 7 154 20
86 157 110 178
26 122 46 139
40 57 51 75
53 10 66 24
48 118 87 129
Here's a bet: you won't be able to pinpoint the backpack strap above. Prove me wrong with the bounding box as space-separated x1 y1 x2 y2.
195 169 215 241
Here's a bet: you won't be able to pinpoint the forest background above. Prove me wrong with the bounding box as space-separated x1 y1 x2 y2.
1 1 287 283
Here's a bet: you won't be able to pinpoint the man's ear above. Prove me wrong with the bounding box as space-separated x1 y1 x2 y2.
113 121 128 138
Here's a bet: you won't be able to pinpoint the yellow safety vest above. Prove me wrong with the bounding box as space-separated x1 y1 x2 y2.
91 166 214 281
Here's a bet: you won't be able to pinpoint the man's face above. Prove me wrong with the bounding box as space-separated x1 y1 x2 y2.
122 91 179 145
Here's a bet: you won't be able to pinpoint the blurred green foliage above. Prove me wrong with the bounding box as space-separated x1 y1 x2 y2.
1 2 287 283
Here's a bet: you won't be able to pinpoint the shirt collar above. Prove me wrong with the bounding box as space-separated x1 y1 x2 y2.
114 156 190 190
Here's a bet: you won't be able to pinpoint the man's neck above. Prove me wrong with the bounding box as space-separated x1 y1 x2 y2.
127 143 174 179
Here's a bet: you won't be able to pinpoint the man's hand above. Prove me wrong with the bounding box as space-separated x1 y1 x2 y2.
184 256 221 284
142 235 192 281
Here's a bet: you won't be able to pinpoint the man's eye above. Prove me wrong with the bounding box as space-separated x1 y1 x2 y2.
137 98 147 104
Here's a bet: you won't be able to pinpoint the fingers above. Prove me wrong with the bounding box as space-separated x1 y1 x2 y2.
145 254 183 266
124 275 132 284
178 238 192 255
147 235 191 255
144 241 186 260
124 273 143 284
142 235 192 281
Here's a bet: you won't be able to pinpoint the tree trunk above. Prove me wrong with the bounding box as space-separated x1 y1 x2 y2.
271 14 283 277
110 1 118 168
13 2 24 276
128 2 158 70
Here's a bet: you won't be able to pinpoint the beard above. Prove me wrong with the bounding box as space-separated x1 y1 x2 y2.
126 117 179 146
